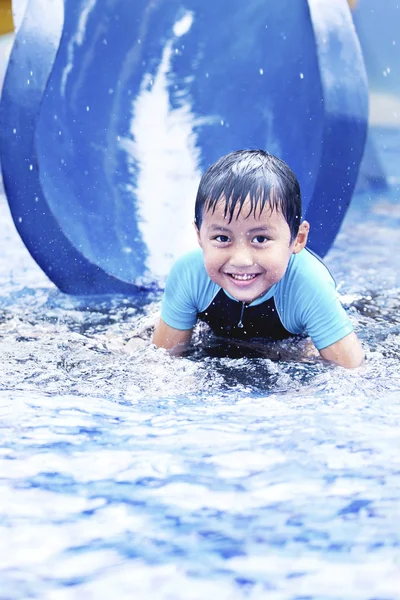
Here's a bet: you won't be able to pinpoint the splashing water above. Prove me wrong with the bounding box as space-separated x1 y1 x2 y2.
0 130 399 599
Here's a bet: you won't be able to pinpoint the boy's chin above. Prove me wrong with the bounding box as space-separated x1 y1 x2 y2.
225 286 269 304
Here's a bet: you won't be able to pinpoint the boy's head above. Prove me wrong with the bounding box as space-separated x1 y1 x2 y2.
194 149 302 243
194 150 310 303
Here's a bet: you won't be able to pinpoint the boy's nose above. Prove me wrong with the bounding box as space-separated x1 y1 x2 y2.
229 245 254 268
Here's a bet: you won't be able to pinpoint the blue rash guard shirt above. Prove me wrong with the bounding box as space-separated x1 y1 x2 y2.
160 247 353 350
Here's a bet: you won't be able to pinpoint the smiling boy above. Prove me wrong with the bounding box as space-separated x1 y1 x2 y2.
152 150 364 368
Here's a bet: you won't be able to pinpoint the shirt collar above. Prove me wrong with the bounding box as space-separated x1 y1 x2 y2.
223 284 276 306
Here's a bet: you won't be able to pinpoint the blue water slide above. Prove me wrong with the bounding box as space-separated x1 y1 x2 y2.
0 0 368 294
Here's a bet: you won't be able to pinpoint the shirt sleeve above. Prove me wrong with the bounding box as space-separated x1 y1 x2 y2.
298 277 353 350
276 251 354 350
160 253 199 330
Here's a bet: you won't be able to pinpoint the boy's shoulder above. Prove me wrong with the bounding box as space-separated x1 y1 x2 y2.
162 248 218 324
283 247 335 288
167 247 216 301
172 247 206 273
274 248 337 318
275 248 352 349
168 248 209 288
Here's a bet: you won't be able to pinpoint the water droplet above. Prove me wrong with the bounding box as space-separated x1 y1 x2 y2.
259 68 264 75
18 217 22 223
29 165 33 171
86 106 90 112
12 128 16 134
300 72 304 79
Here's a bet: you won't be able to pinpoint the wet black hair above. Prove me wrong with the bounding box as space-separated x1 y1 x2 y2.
194 149 302 242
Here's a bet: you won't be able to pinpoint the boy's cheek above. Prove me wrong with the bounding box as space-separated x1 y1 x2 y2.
203 258 220 279
203 260 215 276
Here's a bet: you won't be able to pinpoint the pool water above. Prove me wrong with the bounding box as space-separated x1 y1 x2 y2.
0 129 399 599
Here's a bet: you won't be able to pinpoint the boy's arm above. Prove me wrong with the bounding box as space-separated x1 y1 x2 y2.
152 318 193 355
319 331 365 368
283 251 365 369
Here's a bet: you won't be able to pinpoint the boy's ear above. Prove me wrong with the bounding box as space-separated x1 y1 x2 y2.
292 220 310 254
193 221 202 247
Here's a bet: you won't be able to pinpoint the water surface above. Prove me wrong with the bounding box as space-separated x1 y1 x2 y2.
0 130 399 599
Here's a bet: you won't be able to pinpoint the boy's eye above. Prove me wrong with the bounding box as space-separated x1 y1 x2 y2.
252 235 269 243
214 235 230 243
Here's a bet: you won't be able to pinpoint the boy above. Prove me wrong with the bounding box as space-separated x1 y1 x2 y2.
152 150 364 368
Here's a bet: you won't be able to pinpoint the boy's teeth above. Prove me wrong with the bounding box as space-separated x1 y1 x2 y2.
230 274 256 281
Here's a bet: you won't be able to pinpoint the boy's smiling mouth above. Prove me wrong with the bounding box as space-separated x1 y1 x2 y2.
228 273 258 281
225 272 261 286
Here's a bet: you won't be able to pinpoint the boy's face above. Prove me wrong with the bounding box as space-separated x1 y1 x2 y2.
196 198 309 303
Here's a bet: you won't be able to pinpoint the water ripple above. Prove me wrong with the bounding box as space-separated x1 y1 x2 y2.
0 132 399 598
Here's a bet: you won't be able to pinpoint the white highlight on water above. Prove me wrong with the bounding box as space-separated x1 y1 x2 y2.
60 0 97 95
121 10 206 281
173 12 194 37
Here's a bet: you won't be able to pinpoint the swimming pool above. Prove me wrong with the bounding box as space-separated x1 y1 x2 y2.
0 128 399 599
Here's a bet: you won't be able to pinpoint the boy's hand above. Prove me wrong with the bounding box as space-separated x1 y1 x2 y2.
152 318 192 355
319 331 365 368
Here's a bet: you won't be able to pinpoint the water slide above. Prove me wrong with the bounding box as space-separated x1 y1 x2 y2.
0 0 368 294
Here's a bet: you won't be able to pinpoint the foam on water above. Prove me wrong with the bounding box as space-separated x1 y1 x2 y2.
0 130 399 598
